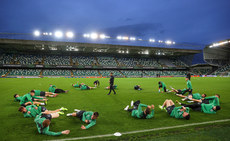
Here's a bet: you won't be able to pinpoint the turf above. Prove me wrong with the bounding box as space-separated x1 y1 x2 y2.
0 77 230 141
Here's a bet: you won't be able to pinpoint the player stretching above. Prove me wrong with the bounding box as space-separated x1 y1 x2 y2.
67 110 99 129
159 99 190 120
124 100 154 119
49 84 68 93
18 105 67 118
34 113 70 136
158 81 167 93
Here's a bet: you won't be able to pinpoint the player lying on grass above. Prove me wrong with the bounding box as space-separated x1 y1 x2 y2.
176 100 221 114
168 86 187 94
75 84 96 90
49 84 68 93
66 110 99 129
158 81 167 93
159 99 190 120
184 94 220 105
14 91 47 107
94 80 100 87
181 77 193 95
134 85 142 90
176 93 207 101
34 113 70 136
72 82 81 88
124 100 154 119
18 105 67 118
33 89 58 97
105 84 117 90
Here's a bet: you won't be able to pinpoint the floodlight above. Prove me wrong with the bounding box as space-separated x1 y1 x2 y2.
34 30 40 36
83 34 90 38
91 33 98 39
100 34 106 39
66 32 74 38
122 36 129 40
117 36 122 40
165 40 172 44
49 32 52 36
54 31 63 38
149 39 155 42
130 37 136 41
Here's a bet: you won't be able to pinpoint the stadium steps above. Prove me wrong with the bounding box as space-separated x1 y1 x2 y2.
97 70 102 77
119 70 126 78
70 56 73 65
41 56 45 65
94 57 99 66
4 70 10 77
70 70 74 77
114 57 120 66
39 70 43 76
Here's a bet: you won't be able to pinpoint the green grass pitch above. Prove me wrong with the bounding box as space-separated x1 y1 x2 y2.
0 77 230 141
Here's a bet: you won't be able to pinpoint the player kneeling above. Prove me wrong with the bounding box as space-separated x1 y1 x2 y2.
34 113 70 136
159 99 190 120
124 100 154 119
67 110 99 129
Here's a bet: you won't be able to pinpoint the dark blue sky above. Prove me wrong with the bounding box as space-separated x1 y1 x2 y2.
0 0 230 44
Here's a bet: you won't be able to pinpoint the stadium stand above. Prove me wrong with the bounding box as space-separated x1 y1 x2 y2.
97 56 118 66
212 64 230 75
8 69 41 76
15 54 43 65
99 70 123 77
116 57 139 67
44 55 70 65
72 56 96 66
72 70 100 76
43 69 71 76
121 70 143 77
0 54 14 64
138 58 160 67
0 69 9 76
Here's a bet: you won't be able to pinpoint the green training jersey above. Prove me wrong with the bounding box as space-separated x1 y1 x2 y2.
81 111 96 129
205 96 220 106
20 93 43 105
14 96 23 102
23 105 41 118
159 82 166 91
73 83 80 88
192 93 202 100
131 104 154 119
49 85 56 93
34 113 62 136
187 80 192 90
81 85 88 90
113 85 117 89
170 106 189 119
34 90 41 96
201 103 216 114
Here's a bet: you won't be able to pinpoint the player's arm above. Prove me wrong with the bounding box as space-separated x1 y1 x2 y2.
84 120 96 129
26 95 34 104
43 128 62 136
176 94 186 98
205 96 216 100
24 113 32 118
33 96 44 100
137 104 147 113
146 109 154 119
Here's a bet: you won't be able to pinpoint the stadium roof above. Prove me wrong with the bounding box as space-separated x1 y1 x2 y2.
0 38 201 56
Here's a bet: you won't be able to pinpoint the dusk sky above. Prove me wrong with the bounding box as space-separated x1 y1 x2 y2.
0 0 230 44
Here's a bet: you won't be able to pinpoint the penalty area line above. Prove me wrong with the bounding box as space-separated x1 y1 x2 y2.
47 119 230 141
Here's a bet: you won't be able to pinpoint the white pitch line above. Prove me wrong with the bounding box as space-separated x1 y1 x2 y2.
47 119 230 141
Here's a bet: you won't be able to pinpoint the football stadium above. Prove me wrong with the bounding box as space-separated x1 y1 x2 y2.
0 1 230 141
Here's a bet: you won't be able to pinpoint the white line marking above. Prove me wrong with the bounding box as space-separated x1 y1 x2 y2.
47 119 230 141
